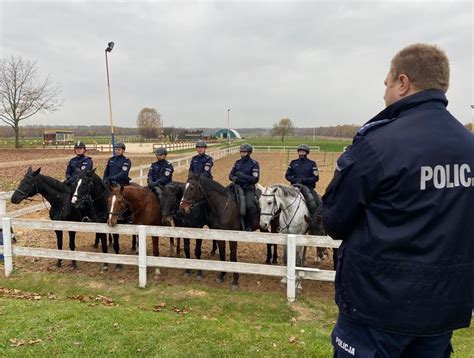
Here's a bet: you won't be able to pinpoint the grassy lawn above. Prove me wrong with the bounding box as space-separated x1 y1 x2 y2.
245 137 351 152
0 270 473 356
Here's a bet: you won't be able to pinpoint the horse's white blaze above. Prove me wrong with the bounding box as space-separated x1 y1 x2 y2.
109 194 117 222
180 182 190 205
71 179 82 204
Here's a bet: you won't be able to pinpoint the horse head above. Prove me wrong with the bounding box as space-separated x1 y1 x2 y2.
161 182 183 225
11 167 41 204
71 168 98 208
107 185 127 227
179 179 203 215
259 185 281 231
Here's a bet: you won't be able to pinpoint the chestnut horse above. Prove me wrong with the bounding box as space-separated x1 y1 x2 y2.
107 185 177 276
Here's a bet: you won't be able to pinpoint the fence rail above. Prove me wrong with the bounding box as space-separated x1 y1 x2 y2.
1 217 340 301
253 145 321 153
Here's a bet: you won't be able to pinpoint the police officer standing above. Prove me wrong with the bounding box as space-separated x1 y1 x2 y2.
229 143 260 231
285 144 320 217
103 142 131 186
323 44 474 356
188 140 213 179
147 147 174 201
65 141 93 185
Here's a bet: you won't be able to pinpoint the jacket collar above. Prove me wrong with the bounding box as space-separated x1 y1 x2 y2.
367 89 448 124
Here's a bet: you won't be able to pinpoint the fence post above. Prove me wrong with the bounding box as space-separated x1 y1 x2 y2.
139 167 144 186
0 197 6 216
3 217 13 277
286 234 297 302
138 225 147 288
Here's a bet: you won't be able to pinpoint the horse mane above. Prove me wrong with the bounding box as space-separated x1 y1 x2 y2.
39 174 70 193
196 175 229 197
271 184 300 197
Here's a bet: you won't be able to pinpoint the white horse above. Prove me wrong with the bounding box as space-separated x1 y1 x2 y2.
259 184 309 267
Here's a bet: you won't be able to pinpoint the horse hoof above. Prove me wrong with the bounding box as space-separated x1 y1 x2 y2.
272 259 278 265
115 265 123 272
264 260 271 265
196 274 203 281
71 263 78 270
183 270 192 277
215 277 224 284
155 269 162 276
100 266 108 273
231 284 240 291
93 244 98 249
210 251 216 257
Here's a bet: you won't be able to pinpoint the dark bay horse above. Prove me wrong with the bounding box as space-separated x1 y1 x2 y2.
179 175 265 290
107 184 178 276
161 181 211 279
11 167 81 268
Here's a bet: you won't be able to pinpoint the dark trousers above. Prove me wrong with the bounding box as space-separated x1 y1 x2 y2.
332 315 453 357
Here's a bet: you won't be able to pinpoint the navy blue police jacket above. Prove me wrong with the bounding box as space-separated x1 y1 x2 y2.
285 157 319 188
65 155 93 184
189 154 213 179
323 89 474 335
147 160 174 187
229 156 260 187
103 155 131 185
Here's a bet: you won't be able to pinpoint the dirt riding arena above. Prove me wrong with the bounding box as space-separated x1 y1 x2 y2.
2 148 339 300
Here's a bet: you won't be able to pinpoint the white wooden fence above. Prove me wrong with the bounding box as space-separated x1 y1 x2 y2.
1 217 340 301
253 145 321 153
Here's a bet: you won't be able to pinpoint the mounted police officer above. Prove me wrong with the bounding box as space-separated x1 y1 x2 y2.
103 142 131 186
65 141 93 185
285 144 320 218
323 44 474 357
147 147 173 202
229 143 260 231
188 140 213 179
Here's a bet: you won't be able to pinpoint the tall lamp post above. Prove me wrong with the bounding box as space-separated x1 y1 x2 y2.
105 41 115 153
227 108 231 146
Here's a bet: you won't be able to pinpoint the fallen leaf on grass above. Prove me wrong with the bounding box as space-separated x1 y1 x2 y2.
255 325 262 330
289 336 297 344
9 338 25 347
172 306 189 314
153 302 166 312
27 339 42 345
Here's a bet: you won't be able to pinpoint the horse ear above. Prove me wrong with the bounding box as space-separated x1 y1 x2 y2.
92 168 97 175
27 166 33 174
272 187 278 194
33 167 41 176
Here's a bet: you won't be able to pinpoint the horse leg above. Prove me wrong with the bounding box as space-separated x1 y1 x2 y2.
210 240 217 256
265 244 272 264
280 245 288 285
332 248 338 271
152 236 161 277
215 240 226 283
100 233 108 272
272 244 278 264
183 238 191 276
176 238 181 257
168 237 175 257
112 234 122 272
131 234 137 253
230 241 239 290
68 231 77 269
108 233 113 248
93 234 99 249
55 230 63 268
195 239 203 280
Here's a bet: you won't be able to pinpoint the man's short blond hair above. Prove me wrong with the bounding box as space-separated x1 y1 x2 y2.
390 43 450 93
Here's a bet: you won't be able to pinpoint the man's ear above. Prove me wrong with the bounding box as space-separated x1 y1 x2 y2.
398 74 412 97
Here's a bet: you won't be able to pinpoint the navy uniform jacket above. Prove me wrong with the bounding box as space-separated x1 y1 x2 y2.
103 155 131 185
229 156 260 187
148 160 174 187
189 154 213 179
65 155 93 184
285 157 319 188
322 90 474 335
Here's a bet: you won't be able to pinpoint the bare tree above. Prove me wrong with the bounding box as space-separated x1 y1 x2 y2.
272 117 295 142
137 107 162 139
0 56 62 148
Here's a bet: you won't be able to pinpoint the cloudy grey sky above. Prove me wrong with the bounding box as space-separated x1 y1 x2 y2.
0 1 472 129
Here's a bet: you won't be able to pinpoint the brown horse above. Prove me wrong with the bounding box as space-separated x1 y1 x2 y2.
107 185 177 276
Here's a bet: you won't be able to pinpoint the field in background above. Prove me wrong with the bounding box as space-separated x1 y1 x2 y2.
245 137 351 152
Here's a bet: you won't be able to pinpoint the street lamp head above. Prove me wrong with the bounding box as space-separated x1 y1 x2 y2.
106 41 115 52
228 109 230 112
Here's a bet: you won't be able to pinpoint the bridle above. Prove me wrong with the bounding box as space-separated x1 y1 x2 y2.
260 188 304 232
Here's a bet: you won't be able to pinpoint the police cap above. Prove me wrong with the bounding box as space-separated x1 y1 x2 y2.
239 143 253 153
74 141 86 149
297 144 310 153
155 147 168 156
114 142 126 150
196 140 207 148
